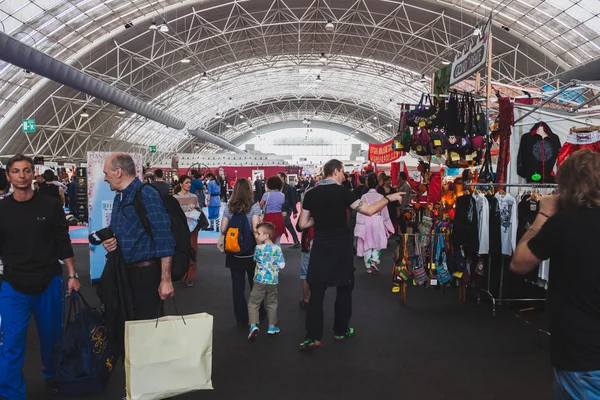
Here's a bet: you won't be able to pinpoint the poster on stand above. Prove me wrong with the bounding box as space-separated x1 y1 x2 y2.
87 152 143 282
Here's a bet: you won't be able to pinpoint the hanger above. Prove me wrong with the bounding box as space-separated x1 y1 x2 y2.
570 126 600 134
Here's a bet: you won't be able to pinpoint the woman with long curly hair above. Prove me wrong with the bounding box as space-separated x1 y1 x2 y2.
511 149 600 399
220 178 263 326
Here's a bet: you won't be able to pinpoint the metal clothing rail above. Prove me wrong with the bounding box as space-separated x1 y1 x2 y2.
475 183 552 316
471 182 558 188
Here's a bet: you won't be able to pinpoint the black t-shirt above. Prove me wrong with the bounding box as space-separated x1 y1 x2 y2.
151 181 171 197
303 184 357 236
38 182 61 201
0 192 74 294
528 208 600 371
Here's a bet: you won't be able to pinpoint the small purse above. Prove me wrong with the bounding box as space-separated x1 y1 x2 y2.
413 128 431 156
429 126 445 155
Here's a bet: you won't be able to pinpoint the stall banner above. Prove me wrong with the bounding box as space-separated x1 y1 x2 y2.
88 152 143 281
449 14 492 86
368 140 402 164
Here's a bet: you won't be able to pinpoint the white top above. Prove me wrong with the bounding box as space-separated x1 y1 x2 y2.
495 193 517 256
474 193 489 255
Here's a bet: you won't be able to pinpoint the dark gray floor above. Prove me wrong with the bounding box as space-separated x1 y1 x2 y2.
23 243 553 399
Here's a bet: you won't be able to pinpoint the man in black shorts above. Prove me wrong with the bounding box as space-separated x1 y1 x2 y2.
298 159 403 350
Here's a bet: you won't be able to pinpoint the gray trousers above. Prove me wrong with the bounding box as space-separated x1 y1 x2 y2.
248 282 278 326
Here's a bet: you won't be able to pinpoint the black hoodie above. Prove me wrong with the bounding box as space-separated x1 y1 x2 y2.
517 122 561 183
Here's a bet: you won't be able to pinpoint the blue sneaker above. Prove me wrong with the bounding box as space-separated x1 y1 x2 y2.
267 326 281 335
248 324 259 341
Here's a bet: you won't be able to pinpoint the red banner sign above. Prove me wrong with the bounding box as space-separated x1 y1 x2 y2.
368 140 403 164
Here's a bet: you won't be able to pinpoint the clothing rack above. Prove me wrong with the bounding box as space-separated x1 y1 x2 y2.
474 183 553 316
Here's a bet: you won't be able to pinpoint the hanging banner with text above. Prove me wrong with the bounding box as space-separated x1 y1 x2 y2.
449 14 492 86
88 151 143 281
368 140 403 164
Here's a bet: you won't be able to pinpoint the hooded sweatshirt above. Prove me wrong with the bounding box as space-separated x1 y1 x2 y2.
517 122 561 183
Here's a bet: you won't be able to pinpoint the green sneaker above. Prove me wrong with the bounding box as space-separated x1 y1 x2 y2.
298 338 322 351
333 328 355 341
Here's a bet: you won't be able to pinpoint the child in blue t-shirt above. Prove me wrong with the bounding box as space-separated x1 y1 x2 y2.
247 222 285 341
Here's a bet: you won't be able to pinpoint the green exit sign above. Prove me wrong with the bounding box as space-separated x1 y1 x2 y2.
22 119 36 133
149 145 157 153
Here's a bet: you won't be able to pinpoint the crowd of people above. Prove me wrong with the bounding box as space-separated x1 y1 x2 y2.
2 150 600 399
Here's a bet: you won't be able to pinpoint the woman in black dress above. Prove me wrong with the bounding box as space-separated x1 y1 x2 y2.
378 175 398 234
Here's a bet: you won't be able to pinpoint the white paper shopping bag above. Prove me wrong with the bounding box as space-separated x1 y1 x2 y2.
125 313 214 400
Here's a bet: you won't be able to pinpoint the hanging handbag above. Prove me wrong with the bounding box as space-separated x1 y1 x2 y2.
435 235 451 285
393 235 412 283
446 92 460 137
397 103 410 134
414 95 438 128
478 136 495 186
475 101 487 136
429 126 445 155
392 133 404 151
414 128 431 156
400 127 412 152
412 237 428 286
446 150 469 169
405 94 425 128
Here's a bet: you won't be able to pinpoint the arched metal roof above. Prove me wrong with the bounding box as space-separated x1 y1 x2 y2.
1 0 599 160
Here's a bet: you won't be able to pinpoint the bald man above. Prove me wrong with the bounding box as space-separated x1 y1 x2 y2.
101 152 175 320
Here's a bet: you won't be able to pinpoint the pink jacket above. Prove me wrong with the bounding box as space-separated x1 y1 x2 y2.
354 189 395 256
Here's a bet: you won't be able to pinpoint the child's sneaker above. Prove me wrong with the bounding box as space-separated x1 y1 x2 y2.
298 338 322 351
333 328 355 341
267 326 280 335
248 324 259 341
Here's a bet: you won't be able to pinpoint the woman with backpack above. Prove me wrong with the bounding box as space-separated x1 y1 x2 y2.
220 178 263 326
260 176 286 245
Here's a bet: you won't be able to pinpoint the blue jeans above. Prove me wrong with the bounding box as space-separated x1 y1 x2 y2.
554 369 600 399
0 276 64 400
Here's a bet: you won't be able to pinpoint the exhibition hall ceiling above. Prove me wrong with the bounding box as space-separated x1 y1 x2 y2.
0 0 598 160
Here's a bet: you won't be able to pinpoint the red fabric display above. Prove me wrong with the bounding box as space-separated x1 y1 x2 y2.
495 97 514 184
428 172 442 204
557 131 600 167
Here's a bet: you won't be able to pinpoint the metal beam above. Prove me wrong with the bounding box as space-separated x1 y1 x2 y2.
0 31 186 130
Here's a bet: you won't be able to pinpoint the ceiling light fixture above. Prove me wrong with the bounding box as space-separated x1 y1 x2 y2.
149 20 158 30
118 108 125 115
319 52 327 62
316 74 322 82
386 122 393 127
441 60 451 65
420 74 427 83
240 114 245 119
226 123 233 128
194 145 199 149
180 58 191 63
472 27 482 36
80 108 89 118
373 116 378 120
201 72 208 81
159 20 169 32
215 112 221 118
325 20 334 31
23 70 33 79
